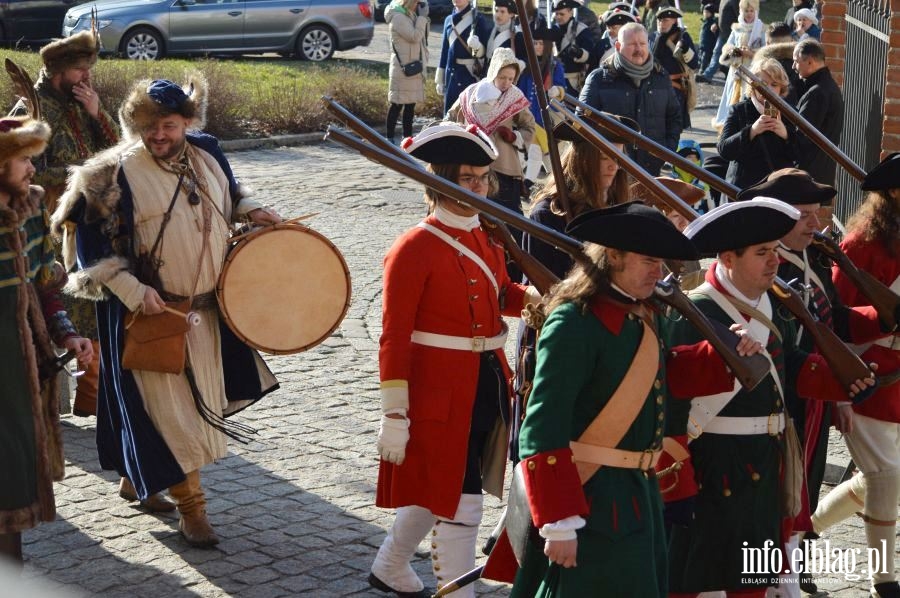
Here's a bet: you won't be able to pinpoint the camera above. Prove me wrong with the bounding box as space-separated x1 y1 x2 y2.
763 100 778 118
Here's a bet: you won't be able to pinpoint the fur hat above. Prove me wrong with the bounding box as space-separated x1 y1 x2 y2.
487 47 525 82
118 74 208 139
793 7 818 26
40 30 100 76
0 117 50 166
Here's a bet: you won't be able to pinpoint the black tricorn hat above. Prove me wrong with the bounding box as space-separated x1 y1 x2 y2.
494 0 518 13
683 197 800 256
736 167 835 206
553 0 582 11
861 153 900 191
655 5 683 19
402 122 498 166
566 201 699 260
553 112 640 144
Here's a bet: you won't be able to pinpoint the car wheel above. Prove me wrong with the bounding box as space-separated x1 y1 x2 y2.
297 25 335 61
121 27 164 60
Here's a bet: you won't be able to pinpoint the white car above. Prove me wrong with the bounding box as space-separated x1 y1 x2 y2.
63 0 374 61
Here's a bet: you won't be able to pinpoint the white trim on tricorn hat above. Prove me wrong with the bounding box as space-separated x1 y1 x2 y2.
655 5 684 19
603 8 638 25
861 153 900 191
566 200 699 260
683 197 800 257
0 117 50 166
118 74 208 140
401 122 499 166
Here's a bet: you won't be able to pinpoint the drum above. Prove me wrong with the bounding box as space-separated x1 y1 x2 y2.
217 223 351 354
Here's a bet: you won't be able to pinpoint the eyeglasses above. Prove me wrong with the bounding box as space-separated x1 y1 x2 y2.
458 173 492 188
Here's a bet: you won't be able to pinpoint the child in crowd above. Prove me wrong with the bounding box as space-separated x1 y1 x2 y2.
698 3 718 75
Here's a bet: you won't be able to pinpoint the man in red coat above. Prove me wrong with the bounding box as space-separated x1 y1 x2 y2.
811 154 900 598
369 122 539 598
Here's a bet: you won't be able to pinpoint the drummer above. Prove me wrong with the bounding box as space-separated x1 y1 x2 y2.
370 122 541 598
52 75 281 548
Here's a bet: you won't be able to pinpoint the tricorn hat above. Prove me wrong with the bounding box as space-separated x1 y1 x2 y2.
603 8 637 26
737 168 835 206
119 74 208 139
553 112 640 144
566 201 699 260
402 122 498 166
553 0 582 11
656 5 683 19
494 0 518 12
629 177 705 212
40 30 100 76
0 117 50 166
861 153 900 191
683 197 800 256
608 1 638 14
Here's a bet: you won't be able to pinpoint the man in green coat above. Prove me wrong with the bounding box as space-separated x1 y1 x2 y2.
665 198 876 596
511 202 747 598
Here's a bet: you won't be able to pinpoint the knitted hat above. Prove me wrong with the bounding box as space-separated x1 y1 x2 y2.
0 117 50 166
402 122 498 166
118 74 208 138
40 31 100 76
486 47 525 82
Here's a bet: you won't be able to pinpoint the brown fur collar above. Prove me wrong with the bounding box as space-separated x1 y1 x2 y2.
755 41 797 63
0 185 44 228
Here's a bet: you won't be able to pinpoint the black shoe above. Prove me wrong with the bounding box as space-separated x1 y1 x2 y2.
367 572 428 598
874 581 900 598
695 74 710 84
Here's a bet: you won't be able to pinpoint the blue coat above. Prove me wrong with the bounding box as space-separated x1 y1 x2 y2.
516 59 566 128
438 4 492 115
65 133 279 499
579 57 684 176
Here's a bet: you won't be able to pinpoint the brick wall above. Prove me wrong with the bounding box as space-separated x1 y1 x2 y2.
822 0 900 156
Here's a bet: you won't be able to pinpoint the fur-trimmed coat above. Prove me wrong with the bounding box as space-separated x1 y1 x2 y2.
754 41 801 105
51 133 279 499
0 186 66 533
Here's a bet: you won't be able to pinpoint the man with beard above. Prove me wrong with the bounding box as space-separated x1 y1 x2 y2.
11 29 119 438
52 76 280 548
0 116 92 563
580 22 683 176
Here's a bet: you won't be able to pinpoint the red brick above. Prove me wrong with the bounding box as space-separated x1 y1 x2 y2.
889 67 900 84
886 83 900 99
883 134 900 153
822 32 846 45
822 3 846 15
884 119 900 134
885 102 900 117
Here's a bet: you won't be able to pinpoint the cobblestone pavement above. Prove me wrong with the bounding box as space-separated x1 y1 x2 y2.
21 140 893 597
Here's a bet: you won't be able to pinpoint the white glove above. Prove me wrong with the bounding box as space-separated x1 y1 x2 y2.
547 85 565 101
467 35 485 59
435 68 446 96
378 415 410 464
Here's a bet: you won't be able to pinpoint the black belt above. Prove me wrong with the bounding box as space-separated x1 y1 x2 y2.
159 290 218 310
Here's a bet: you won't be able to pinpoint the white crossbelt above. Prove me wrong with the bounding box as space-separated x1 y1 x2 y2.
411 324 508 352
701 413 785 436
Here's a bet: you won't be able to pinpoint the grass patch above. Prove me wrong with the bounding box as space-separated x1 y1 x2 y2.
1 49 444 139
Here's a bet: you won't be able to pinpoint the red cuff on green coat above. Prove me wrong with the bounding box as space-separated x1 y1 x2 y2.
796 353 852 402
520 448 589 528
666 341 735 399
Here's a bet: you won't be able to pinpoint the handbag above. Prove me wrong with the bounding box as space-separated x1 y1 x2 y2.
122 300 191 374
392 42 423 77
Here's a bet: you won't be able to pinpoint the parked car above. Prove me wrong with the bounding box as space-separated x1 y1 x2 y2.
0 0 90 46
373 0 452 23
62 0 374 61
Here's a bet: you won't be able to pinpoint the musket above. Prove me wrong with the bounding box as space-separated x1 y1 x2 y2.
811 230 900 332
547 100 876 395
563 92 741 199
513 0 572 220
735 65 867 182
325 123 771 392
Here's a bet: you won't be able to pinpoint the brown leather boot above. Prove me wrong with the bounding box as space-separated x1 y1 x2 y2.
119 477 177 513
169 470 219 548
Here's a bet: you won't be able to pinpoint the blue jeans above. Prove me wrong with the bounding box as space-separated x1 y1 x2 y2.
702 36 726 79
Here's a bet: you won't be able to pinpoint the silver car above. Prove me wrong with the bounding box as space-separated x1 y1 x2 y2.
62 0 374 61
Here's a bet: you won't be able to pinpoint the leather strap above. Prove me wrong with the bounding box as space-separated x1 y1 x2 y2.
572 318 659 483
418 222 499 297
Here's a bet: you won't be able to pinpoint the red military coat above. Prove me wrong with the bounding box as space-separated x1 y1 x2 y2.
377 214 526 518
834 232 900 423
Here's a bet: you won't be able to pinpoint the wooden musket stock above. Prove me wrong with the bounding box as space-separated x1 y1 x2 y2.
736 65 867 182
811 231 900 332
325 122 770 391
563 93 741 199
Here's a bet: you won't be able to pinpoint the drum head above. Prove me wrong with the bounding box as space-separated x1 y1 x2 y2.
218 224 351 354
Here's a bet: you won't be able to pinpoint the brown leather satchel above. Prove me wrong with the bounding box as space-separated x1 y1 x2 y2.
122 300 191 374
